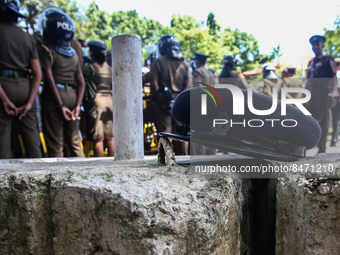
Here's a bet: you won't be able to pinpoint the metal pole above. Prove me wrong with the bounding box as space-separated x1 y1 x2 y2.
111 35 144 160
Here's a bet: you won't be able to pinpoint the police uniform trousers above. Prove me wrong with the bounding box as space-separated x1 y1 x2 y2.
84 92 113 140
331 97 340 144
144 96 188 155
41 86 84 157
305 89 329 152
0 76 41 158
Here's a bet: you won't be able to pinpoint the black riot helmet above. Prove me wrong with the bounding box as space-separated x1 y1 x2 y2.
222 55 244 68
220 55 244 78
0 0 26 21
156 34 183 60
38 5 75 57
145 51 156 66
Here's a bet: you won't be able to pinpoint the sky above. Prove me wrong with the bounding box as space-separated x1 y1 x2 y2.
77 0 340 61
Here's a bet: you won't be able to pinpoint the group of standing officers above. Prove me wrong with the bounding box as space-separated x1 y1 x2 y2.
0 2 113 159
143 34 340 156
0 0 339 159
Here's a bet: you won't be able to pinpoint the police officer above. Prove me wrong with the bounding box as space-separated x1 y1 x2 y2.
219 55 248 89
305 35 337 153
0 0 42 158
147 34 192 155
38 5 85 157
191 52 216 155
77 39 93 67
331 58 340 147
83 41 114 157
256 63 282 98
192 52 215 87
280 67 303 99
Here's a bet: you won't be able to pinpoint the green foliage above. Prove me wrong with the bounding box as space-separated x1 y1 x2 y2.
270 44 283 61
82 2 112 42
20 0 84 36
323 26 340 58
207 12 220 37
18 1 266 72
110 10 166 49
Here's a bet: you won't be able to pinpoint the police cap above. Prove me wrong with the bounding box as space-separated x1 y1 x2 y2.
166 87 322 161
334 58 340 65
285 67 296 75
194 52 209 64
309 35 325 45
88 41 107 52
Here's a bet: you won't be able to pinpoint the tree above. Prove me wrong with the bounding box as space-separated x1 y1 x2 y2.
206 12 220 37
20 0 84 37
270 44 283 68
110 10 166 48
81 2 112 42
17 3 263 72
323 27 340 58
220 28 260 72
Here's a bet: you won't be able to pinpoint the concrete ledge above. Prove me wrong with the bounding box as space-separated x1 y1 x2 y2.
1 154 340 254
0 156 250 255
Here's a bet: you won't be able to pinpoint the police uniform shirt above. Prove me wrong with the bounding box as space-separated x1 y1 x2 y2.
148 56 192 93
83 62 112 92
39 46 82 84
307 56 336 82
83 62 113 140
0 22 38 71
218 70 248 90
307 56 338 98
70 38 83 68
307 56 336 78
281 77 303 98
193 66 215 86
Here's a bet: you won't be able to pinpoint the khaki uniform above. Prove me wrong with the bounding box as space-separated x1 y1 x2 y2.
219 70 248 89
0 22 41 159
305 56 337 152
256 78 283 98
280 77 303 99
40 46 84 157
83 62 113 140
146 56 192 155
192 66 216 155
193 66 215 87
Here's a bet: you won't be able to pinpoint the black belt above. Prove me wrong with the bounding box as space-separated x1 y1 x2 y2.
55 83 75 89
0 69 29 78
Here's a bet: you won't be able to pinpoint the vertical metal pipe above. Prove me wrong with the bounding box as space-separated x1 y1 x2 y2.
111 35 144 160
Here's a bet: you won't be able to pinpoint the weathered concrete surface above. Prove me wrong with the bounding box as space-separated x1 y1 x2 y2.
2 153 340 255
0 156 251 255
275 154 340 255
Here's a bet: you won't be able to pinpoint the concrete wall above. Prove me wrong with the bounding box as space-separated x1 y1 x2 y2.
0 157 251 255
0 154 339 254
275 154 340 255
